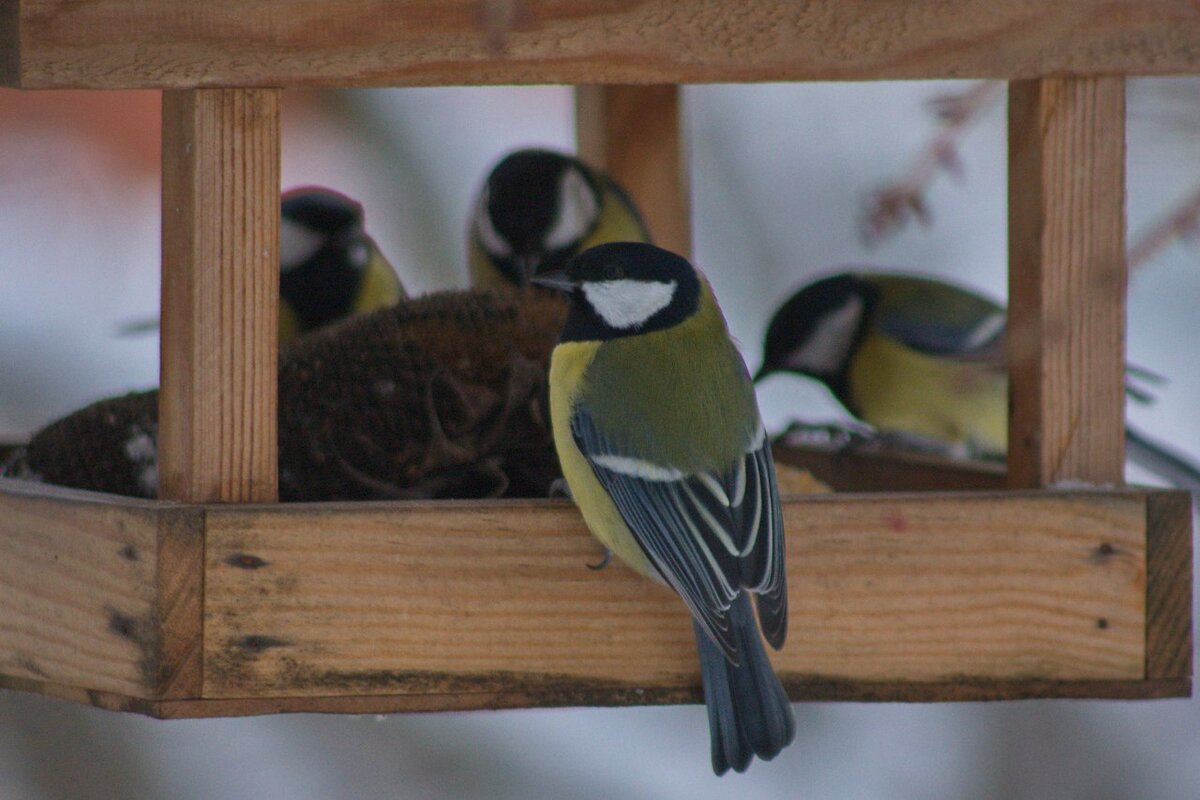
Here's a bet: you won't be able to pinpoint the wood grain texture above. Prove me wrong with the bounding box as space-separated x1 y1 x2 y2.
1145 491 1192 682
159 88 280 503
201 492 1149 700
0 479 201 698
773 443 1006 493
1 481 1187 714
154 503 205 697
6 1 1200 89
1007 77 1126 488
576 85 690 257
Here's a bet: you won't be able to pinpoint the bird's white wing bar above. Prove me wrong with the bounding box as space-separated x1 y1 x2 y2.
590 454 685 482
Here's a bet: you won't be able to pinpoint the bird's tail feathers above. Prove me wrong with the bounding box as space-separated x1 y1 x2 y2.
696 594 796 775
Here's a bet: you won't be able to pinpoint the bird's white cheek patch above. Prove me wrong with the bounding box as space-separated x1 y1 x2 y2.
280 218 326 272
473 186 512 258
545 168 598 251
582 279 677 329
785 295 864 374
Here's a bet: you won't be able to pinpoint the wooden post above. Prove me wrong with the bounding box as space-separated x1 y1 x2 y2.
159 88 281 503
1007 77 1126 488
155 88 280 698
575 85 691 256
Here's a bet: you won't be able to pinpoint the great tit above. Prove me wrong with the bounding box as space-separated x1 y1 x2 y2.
540 242 795 775
119 188 405 342
468 149 652 290
757 272 1008 456
755 271 1200 492
279 187 406 341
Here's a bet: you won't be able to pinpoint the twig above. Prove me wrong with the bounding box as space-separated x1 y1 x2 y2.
1127 184 1200 272
860 81 1003 247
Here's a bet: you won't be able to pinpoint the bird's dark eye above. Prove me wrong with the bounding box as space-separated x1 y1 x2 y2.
603 263 625 281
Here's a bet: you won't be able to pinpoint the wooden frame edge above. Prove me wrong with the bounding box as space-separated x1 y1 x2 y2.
4 674 1189 721
1145 491 1193 686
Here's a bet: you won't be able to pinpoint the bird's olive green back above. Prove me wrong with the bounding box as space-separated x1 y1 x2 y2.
582 280 758 473
870 274 1004 351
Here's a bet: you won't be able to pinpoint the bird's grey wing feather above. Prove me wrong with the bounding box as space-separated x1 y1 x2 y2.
571 405 786 660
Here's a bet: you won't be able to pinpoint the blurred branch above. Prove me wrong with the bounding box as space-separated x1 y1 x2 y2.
1128 184 1200 272
859 81 1003 247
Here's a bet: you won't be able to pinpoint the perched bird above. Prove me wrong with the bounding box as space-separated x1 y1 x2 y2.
758 272 1008 456
468 149 652 290
539 242 794 775
755 271 1200 492
118 187 405 342
279 187 406 341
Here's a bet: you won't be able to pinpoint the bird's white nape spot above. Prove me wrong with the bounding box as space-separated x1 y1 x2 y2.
544 167 598 251
347 240 370 270
582 279 678 329
473 184 511 258
280 218 326 273
592 454 684 481
784 294 865 374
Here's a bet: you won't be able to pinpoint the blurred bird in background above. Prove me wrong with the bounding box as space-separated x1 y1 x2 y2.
541 243 794 775
467 149 652 290
277 186 406 341
755 270 1200 494
119 186 405 342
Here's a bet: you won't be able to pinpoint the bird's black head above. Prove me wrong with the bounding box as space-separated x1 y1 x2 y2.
473 149 603 286
279 187 373 332
546 242 702 342
755 273 878 401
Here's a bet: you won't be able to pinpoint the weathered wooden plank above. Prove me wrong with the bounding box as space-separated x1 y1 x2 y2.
5 1 1200 89
0 479 201 698
773 443 1006 493
202 492 1149 699
1145 491 1192 683
154 502 205 697
159 88 281 504
1007 77 1127 488
575 85 690 257
0 481 1186 714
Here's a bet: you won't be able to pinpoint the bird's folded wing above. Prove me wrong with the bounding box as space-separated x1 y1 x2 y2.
571 406 786 661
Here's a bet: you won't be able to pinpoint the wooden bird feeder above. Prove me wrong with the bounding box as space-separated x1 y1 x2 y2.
0 0 1193 717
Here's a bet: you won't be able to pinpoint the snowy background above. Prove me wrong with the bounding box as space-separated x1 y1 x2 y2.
1 80 1197 798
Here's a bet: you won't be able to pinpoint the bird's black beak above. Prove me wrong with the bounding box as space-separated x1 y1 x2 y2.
515 255 540 286
530 269 576 292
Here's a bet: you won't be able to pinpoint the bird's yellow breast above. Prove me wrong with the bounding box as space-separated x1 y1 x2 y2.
848 331 1008 456
549 340 658 579
354 246 406 312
